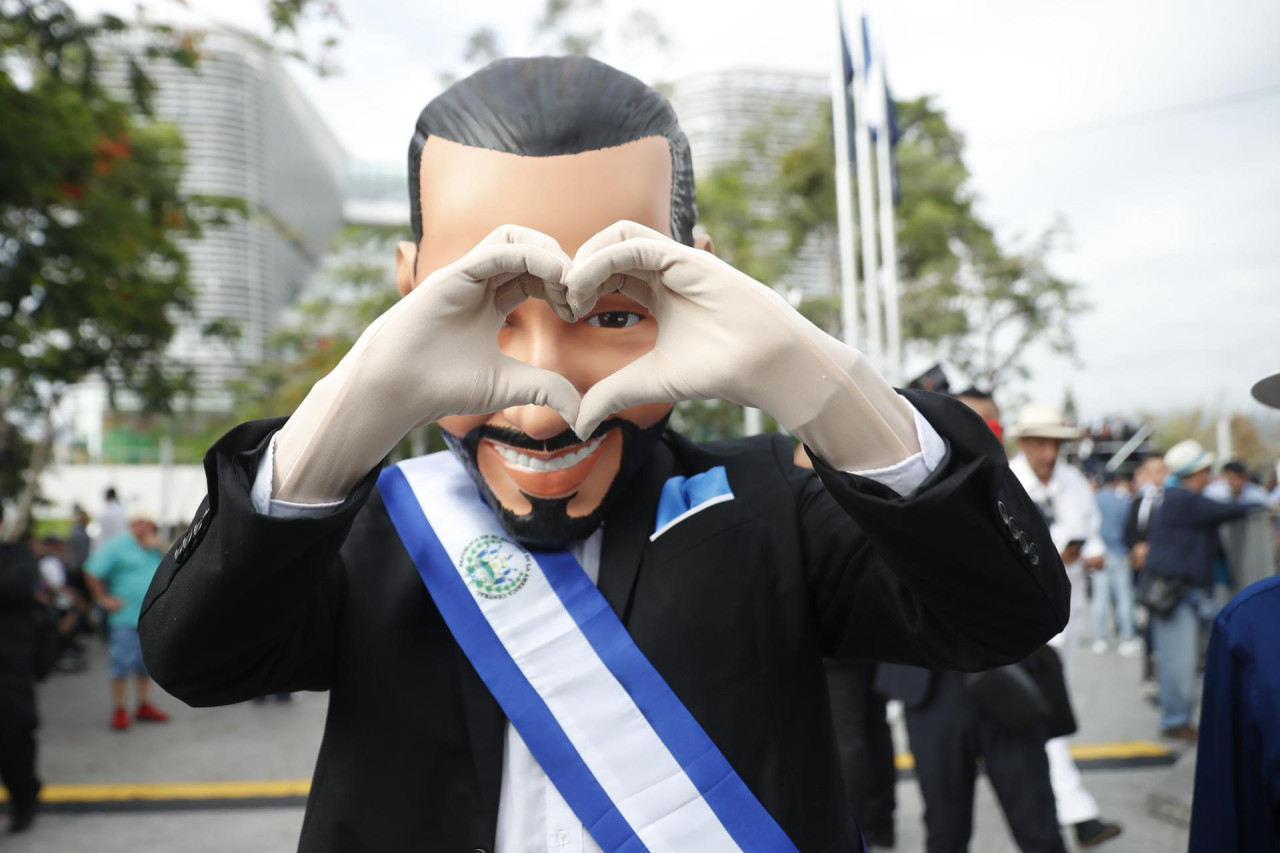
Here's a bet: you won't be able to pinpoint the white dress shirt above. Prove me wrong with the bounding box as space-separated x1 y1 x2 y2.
248 406 945 852
1008 455 1104 652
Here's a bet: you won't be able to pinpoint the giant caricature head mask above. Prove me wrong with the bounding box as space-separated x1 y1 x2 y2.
397 57 704 548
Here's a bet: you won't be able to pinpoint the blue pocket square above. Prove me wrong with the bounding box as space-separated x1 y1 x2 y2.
651 466 735 541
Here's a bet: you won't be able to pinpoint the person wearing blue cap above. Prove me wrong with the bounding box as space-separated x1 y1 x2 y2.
1188 373 1280 852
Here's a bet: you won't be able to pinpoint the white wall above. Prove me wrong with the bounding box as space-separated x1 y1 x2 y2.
38 464 208 529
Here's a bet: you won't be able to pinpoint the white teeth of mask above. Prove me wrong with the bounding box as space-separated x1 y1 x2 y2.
493 437 603 472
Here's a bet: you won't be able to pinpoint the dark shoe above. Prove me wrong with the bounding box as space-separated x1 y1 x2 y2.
1075 818 1123 847
10 789 39 833
1161 724 1198 742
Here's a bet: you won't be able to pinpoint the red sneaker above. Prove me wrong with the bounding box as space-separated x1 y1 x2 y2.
135 702 170 723
111 706 130 731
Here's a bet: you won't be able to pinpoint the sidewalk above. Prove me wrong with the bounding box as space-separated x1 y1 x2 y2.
5 637 1193 852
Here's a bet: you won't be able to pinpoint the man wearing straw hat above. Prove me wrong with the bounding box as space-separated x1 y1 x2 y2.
1144 438 1257 741
1008 403 1122 848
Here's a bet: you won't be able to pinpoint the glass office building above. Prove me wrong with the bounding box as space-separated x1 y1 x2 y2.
667 68 836 298
97 27 346 410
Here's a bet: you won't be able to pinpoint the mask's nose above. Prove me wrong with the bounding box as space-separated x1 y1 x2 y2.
500 304 583 441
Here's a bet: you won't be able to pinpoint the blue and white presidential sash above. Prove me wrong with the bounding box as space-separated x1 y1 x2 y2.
378 451 798 853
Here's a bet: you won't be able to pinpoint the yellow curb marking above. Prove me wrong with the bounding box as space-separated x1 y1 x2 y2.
894 740 1171 770
0 779 311 803
2 742 1175 803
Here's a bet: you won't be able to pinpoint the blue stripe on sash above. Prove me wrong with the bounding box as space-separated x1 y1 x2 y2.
532 547 798 853
378 466 647 853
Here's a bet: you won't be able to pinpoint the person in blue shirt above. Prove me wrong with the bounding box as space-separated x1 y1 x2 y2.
1143 440 1254 741
1189 371 1280 851
1091 473 1138 656
84 508 170 732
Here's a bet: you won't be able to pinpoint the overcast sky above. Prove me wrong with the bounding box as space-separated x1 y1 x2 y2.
73 0 1280 422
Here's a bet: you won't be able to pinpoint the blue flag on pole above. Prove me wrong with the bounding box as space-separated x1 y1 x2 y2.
861 14 902 203
838 8 858 167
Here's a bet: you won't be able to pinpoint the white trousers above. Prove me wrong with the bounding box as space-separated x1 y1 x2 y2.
1045 562 1100 825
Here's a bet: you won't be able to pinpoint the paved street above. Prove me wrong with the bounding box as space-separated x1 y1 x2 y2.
7 637 1193 852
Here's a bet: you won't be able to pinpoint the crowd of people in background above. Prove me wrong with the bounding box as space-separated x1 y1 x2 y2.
827 374 1280 852
0 484 309 835
0 489 175 834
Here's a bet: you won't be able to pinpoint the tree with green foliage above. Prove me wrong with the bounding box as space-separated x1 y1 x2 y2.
0 0 338 536
218 224 447 459
756 97 1087 392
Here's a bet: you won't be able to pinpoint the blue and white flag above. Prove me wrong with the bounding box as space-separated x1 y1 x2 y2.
378 452 798 853
861 14 902 203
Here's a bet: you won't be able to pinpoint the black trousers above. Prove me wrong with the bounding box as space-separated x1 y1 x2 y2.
0 724 39 812
826 660 897 845
905 672 1065 853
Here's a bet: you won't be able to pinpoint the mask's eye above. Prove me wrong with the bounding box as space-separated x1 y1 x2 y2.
585 311 642 329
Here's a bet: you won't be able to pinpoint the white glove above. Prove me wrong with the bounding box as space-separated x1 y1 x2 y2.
272 226 580 503
562 221 920 472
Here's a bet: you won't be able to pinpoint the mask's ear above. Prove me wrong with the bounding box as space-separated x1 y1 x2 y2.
694 233 715 255
396 241 419 296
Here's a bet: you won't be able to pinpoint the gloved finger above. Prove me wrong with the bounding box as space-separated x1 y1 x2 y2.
571 273 656 320
574 350 690 440
478 224 573 267
615 274 655 311
564 238 685 319
478 225 575 321
564 272 631 320
482 355 582 428
539 278 577 323
572 220 670 265
493 274 549 317
491 274 577 323
453 242 570 291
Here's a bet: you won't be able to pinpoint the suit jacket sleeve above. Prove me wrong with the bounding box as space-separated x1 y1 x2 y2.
1173 491 1255 527
138 417 379 707
799 390 1070 670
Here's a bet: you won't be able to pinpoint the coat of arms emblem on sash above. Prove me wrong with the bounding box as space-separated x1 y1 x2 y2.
460 535 531 599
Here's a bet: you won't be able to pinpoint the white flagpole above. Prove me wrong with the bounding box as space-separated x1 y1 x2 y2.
829 0 860 350
849 11 882 370
873 41 902 385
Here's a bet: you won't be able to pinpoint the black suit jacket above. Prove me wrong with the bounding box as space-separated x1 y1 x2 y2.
140 390 1067 852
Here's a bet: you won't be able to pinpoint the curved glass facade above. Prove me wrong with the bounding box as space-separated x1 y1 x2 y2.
97 28 346 410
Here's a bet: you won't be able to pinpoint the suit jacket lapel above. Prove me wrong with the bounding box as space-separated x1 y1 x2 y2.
598 438 674 623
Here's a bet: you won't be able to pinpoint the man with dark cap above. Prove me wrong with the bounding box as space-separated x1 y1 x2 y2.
140 57 1068 852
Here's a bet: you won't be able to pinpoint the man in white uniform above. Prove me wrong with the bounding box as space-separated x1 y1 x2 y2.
1009 403 1122 848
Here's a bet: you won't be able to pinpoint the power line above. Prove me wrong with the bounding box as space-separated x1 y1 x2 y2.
985 82 1280 147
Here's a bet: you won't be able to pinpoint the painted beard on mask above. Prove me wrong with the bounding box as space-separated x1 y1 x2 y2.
442 416 669 550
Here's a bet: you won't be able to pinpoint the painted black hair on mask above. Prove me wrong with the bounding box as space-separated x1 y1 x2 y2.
442 415 669 550
408 56 696 247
